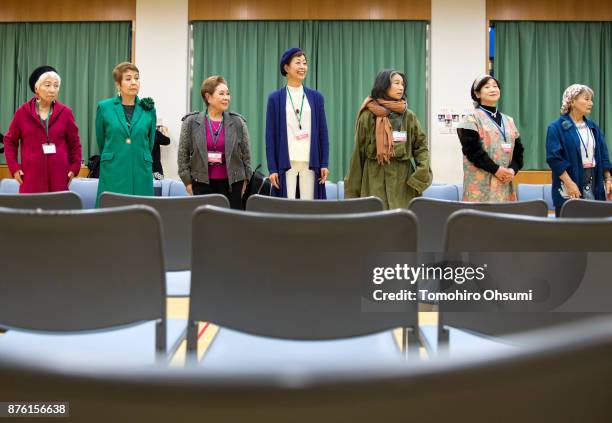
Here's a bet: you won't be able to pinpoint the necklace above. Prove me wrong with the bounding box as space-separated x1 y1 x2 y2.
480 106 498 119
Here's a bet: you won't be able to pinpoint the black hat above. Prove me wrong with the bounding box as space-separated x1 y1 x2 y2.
279 47 303 76
29 65 58 93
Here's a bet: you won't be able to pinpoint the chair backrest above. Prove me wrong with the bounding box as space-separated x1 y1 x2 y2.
408 197 548 252
0 178 19 193
560 199 612 218
189 206 418 340
0 191 83 210
543 184 554 210
337 180 345 199
325 181 338 199
69 178 99 209
246 195 384 214
517 183 544 202
441 210 612 336
168 180 189 196
99 193 229 270
0 206 166 333
422 184 460 201
3 316 612 421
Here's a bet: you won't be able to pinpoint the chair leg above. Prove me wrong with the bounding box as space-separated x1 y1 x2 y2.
438 320 450 357
155 319 167 365
406 326 420 359
186 320 199 365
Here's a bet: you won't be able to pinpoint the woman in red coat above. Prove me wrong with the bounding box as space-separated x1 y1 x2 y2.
4 65 82 193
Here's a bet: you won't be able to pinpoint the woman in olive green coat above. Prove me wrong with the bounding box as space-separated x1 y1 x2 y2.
95 62 156 205
345 69 432 209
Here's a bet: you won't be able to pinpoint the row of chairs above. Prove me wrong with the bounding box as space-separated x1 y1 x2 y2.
1 197 611 366
0 204 418 367
0 175 563 209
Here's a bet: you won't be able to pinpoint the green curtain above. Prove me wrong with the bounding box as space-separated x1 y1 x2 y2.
191 20 427 181
496 21 612 170
0 22 131 165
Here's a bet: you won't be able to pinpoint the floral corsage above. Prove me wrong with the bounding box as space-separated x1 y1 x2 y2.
140 97 155 111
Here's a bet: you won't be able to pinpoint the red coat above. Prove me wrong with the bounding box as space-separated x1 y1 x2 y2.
4 98 82 193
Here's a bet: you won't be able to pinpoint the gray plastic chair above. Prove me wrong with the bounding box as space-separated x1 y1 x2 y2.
2 316 612 421
246 194 383 213
427 209 612 355
0 205 186 365
0 191 82 210
408 197 548 252
187 206 419 367
422 184 459 201
99 193 229 296
69 178 99 209
560 199 612 218
0 178 19 193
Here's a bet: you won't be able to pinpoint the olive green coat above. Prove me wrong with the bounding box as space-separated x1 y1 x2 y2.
345 109 432 209
95 96 157 206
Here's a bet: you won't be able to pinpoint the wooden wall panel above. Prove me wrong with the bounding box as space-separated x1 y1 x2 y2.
0 165 90 179
0 0 135 22
189 0 431 20
488 0 612 21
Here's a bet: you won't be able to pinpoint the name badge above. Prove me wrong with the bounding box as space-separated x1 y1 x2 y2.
208 151 223 164
501 143 513 153
392 131 407 143
42 143 56 154
583 163 595 169
295 129 310 141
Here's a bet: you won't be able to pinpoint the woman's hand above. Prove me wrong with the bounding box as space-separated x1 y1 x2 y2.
494 167 514 184
319 168 329 184
565 180 582 199
269 173 280 189
242 179 248 195
605 179 612 200
13 170 24 185
186 184 193 195
67 171 75 184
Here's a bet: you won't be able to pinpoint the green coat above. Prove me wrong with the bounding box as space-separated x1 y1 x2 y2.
95 96 156 206
345 109 432 209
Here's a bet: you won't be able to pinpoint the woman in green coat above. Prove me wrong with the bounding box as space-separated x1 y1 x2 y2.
345 69 432 209
95 62 156 205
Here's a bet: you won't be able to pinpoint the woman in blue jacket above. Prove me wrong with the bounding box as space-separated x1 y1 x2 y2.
546 84 612 216
265 48 329 199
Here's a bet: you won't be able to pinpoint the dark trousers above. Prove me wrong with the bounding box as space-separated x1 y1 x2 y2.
193 179 243 210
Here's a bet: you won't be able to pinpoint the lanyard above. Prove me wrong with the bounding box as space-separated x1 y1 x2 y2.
575 125 595 160
286 87 305 130
36 102 53 142
206 111 224 150
479 106 506 141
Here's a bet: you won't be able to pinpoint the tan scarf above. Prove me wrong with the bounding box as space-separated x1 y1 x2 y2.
356 97 407 165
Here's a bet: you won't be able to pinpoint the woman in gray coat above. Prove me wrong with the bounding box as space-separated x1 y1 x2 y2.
178 75 252 209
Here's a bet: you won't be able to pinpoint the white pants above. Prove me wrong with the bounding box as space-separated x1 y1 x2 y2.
285 161 315 200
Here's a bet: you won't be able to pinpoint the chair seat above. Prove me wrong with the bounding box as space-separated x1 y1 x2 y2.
199 328 402 372
419 325 516 357
0 319 187 366
166 271 191 297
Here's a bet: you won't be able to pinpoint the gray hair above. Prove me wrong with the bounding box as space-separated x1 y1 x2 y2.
34 71 62 91
560 84 594 114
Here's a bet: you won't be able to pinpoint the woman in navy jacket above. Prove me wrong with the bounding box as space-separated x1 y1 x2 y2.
265 48 329 199
546 84 612 216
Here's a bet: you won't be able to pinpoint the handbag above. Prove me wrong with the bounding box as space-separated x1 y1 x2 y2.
242 164 271 208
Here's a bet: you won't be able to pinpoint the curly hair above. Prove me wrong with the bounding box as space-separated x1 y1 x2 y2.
560 84 594 114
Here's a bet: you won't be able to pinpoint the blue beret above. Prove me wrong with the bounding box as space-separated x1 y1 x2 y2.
279 47 303 76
